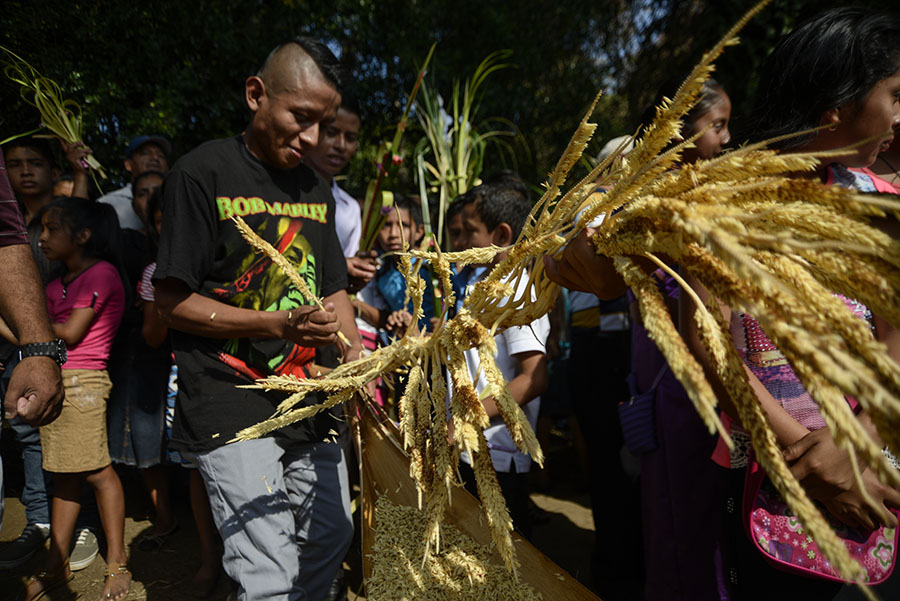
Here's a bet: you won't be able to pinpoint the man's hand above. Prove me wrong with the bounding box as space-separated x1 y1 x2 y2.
346 251 378 293
4 356 64 426
342 342 364 365
0 243 62 425
281 303 341 347
543 228 629 300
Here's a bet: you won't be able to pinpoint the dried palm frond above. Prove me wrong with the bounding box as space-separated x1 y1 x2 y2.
230 1 900 592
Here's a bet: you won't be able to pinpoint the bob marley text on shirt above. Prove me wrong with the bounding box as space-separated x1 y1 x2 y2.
210 216 318 380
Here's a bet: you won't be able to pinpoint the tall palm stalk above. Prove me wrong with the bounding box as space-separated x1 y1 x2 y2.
414 50 517 248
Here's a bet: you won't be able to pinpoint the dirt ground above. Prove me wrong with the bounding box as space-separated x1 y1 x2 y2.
0 426 597 601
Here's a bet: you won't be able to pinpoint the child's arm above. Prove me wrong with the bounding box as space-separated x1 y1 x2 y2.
482 350 548 419
142 300 168 348
385 310 414 337
61 140 92 199
53 306 96 346
678 277 808 445
351 296 388 329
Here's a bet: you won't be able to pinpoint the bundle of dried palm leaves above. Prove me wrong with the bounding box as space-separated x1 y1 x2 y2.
231 0 900 592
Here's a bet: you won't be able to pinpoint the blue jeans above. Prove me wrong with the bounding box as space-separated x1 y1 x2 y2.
9 417 51 525
191 438 353 601
2 352 50 526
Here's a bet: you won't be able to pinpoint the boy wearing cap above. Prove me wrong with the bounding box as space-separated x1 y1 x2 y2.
98 135 170 230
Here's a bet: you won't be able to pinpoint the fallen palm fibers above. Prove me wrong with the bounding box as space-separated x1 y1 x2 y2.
368 496 543 600
232 0 900 593
355 397 597 600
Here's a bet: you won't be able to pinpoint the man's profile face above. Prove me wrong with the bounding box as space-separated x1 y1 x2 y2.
305 107 361 178
247 69 341 171
125 142 168 176
5 147 57 199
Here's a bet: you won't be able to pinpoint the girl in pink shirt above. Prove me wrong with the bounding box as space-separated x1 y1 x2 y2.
22 197 130 601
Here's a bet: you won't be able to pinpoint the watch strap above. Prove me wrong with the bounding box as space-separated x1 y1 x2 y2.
18 339 67 366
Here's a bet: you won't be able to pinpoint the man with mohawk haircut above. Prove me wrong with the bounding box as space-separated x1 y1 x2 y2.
153 38 361 601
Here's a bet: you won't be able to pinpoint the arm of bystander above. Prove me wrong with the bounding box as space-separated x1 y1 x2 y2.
0 243 64 425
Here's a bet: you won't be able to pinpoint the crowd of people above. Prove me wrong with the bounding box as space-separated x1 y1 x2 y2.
0 6 898 601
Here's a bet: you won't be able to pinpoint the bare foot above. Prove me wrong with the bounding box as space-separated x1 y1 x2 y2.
100 562 131 601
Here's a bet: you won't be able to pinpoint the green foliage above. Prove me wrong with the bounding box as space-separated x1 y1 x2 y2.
1 0 624 193
413 50 522 245
357 44 435 252
1 0 894 197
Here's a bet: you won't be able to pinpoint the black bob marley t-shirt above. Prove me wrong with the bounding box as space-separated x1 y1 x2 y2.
154 136 348 453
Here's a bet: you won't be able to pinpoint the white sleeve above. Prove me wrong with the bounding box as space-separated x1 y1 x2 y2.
502 314 549 356
499 271 550 356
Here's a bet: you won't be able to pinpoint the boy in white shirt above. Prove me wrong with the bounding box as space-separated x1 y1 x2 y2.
453 181 549 538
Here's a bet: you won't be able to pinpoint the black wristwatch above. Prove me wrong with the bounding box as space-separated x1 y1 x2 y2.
18 338 67 366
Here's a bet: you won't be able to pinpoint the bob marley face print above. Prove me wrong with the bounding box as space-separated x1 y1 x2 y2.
212 216 319 378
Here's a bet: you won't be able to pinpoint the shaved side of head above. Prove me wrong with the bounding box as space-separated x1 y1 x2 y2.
257 37 343 97
258 44 321 96
242 37 345 169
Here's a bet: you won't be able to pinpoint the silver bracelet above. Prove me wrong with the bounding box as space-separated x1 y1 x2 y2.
884 446 900 471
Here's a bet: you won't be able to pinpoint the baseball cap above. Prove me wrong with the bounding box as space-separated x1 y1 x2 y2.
126 135 172 158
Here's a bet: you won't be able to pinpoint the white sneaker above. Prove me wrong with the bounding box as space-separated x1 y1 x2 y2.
69 528 99 571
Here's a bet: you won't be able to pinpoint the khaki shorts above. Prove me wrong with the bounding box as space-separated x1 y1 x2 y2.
41 369 112 473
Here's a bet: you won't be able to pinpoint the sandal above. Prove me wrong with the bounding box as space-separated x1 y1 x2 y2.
100 562 131 601
18 563 75 601
136 520 178 552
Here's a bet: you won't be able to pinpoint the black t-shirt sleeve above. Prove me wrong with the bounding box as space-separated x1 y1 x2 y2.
320 194 348 297
154 167 217 291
